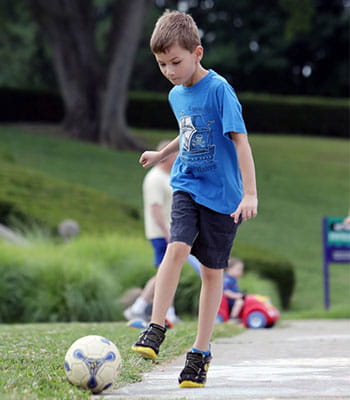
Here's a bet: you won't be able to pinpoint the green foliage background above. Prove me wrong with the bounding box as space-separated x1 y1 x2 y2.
0 126 348 322
0 0 348 97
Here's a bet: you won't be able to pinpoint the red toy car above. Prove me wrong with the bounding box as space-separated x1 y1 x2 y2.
218 294 280 329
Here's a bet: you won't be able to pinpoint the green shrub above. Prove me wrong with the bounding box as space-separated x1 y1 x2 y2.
0 242 122 323
0 233 154 323
127 91 349 138
0 258 35 322
234 242 296 310
0 231 294 323
128 91 176 130
240 93 349 138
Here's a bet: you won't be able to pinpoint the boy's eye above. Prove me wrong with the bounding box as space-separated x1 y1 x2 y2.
173 61 181 65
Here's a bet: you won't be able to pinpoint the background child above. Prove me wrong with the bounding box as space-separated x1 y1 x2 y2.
132 10 258 388
217 258 245 323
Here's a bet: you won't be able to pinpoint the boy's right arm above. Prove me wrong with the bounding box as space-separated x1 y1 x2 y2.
139 137 179 168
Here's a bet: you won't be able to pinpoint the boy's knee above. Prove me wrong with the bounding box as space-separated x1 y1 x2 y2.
201 265 223 278
166 241 191 262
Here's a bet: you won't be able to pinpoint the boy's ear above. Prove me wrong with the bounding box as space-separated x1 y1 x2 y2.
194 45 204 62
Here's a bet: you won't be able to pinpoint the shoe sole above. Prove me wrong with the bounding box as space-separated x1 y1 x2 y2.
131 345 157 360
179 380 205 388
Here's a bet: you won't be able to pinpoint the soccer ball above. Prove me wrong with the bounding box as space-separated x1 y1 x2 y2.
64 335 122 394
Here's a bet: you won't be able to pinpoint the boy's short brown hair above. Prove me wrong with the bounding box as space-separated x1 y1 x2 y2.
150 10 201 54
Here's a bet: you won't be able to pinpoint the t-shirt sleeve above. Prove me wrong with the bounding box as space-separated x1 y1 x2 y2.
216 83 247 137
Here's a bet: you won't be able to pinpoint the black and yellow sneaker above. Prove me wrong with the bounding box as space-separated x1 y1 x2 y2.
178 351 212 388
131 323 166 360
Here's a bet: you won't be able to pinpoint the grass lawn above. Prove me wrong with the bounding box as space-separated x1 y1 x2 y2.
0 124 150 211
0 124 348 312
0 321 240 400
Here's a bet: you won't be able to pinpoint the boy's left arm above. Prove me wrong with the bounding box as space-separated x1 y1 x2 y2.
230 132 258 223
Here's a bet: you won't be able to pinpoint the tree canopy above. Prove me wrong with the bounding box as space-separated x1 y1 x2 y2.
1 0 348 97
133 0 349 97
0 0 348 147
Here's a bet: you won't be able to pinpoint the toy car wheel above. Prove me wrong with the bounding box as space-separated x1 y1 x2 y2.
246 311 267 329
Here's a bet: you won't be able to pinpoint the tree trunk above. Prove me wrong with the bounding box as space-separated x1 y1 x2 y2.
28 0 152 149
100 0 153 149
29 0 101 141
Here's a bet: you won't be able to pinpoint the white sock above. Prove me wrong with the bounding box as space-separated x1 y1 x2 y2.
131 297 148 314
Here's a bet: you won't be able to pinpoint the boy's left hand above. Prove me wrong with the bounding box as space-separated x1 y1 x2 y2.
230 194 258 223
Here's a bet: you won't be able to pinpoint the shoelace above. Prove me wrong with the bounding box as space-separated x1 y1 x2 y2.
182 353 208 375
139 326 163 345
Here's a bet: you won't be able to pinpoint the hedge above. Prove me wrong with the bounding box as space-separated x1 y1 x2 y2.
240 93 349 138
128 91 349 138
0 87 64 122
0 247 121 323
0 234 295 323
0 87 348 137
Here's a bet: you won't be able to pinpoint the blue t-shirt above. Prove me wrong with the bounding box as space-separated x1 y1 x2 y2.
169 69 247 214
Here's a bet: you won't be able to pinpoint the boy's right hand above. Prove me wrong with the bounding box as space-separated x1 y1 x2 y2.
139 151 161 168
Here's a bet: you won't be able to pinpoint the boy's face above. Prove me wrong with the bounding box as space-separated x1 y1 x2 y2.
154 44 203 87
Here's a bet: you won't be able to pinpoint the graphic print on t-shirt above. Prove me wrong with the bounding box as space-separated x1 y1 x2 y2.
180 115 216 165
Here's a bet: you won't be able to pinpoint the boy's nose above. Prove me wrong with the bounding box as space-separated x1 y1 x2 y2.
166 66 175 77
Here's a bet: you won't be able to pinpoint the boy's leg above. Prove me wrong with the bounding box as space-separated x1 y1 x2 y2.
178 265 223 388
131 241 190 359
193 265 224 351
151 241 190 326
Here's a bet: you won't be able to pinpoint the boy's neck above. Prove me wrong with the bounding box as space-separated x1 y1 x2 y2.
184 64 208 87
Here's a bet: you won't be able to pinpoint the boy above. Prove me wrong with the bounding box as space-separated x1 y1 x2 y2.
217 258 245 322
132 10 258 388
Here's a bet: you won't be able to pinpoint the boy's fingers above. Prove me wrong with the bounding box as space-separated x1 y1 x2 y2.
230 207 241 223
231 206 257 223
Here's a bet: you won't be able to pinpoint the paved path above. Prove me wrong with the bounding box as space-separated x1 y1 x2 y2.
94 320 350 400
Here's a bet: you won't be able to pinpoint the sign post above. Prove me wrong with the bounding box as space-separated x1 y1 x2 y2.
322 217 350 309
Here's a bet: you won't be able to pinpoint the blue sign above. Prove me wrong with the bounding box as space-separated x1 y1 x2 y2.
322 217 350 309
